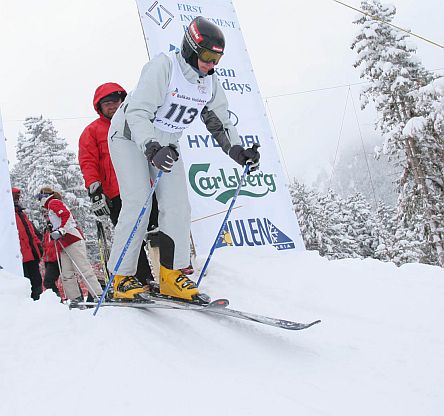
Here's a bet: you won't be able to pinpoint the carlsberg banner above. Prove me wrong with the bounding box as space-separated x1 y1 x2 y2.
135 0 305 255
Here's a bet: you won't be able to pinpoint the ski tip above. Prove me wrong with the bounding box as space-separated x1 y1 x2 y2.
293 319 321 330
211 298 230 307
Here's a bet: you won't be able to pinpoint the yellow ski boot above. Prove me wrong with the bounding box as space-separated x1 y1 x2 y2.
159 265 209 303
112 275 146 299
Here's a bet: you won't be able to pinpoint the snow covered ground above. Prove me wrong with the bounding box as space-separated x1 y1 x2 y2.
1 246 443 416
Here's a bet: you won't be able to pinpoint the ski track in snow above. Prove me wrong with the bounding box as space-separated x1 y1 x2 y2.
1 246 443 416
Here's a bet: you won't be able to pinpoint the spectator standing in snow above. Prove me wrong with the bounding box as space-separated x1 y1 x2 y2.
41 213 60 298
106 17 260 301
37 187 103 304
78 82 157 286
12 187 43 301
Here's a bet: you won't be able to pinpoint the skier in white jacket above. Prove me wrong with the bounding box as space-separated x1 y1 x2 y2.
107 16 260 302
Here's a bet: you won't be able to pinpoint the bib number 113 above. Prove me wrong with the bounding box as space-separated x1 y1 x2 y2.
165 103 199 124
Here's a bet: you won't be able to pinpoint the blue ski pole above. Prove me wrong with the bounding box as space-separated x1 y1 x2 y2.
93 170 163 315
196 145 258 287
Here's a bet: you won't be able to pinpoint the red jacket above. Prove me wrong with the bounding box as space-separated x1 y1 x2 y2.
44 196 83 249
78 82 126 199
42 230 57 262
15 206 42 263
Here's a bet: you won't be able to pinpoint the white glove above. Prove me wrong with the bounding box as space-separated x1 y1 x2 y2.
88 182 110 217
50 228 66 240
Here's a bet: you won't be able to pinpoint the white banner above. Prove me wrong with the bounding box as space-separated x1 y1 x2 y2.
0 110 23 276
135 0 305 256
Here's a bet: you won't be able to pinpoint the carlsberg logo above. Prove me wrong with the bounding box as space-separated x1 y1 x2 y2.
189 164 277 204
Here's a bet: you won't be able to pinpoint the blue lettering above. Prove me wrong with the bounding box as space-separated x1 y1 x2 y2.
239 135 260 147
240 221 254 246
177 4 203 13
187 134 200 148
248 219 262 245
257 218 272 245
211 136 221 148
199 135 210 147
228 221 243 246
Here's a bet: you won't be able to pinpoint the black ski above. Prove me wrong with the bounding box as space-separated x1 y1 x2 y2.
73 296 320 331
202 303 321 330
73 298 228 311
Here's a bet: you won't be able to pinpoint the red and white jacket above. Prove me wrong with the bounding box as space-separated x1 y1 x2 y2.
43 196 84 249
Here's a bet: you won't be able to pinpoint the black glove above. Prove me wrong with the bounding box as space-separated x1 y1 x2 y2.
50 228 66 241
228 145 260 172
88 182 110 217
145 141 179 173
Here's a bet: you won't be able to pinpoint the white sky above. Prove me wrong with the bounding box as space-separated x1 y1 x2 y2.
1 0 443 184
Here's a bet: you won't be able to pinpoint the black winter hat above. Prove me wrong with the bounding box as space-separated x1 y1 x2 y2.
99 91 125 105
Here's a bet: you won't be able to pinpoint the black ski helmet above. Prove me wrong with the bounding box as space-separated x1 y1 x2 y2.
181 16 225 68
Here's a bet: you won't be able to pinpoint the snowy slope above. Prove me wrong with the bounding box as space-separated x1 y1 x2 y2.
1 246 443 416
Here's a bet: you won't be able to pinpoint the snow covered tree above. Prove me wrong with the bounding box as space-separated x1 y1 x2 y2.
351 0 444 266
291 181 377 260
9 116 99 260
324 138 398 206
290 181 323 252
289 179 435 265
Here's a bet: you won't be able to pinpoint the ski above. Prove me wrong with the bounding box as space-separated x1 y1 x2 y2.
72 297 229 311
131 295 320 330
72 296 320 331
201 304 321 331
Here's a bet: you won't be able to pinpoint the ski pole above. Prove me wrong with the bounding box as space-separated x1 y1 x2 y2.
94 170 163 315
54 241 66 302
196 145 259 287
96 221 111 284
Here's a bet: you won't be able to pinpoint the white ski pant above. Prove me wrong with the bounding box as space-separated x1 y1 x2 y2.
108 134 191 275
58 240 103 300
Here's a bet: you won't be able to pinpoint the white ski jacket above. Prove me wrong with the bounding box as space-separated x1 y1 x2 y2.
114 52 241 153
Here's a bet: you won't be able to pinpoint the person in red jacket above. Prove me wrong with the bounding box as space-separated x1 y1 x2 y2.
37 187 103 304
12 187 43 300
42 214 60 297
78 82 157 289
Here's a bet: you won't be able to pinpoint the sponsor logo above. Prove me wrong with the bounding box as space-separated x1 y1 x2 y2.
216 218 295 251
214 67 252 95
187 134 259 149
189 164 276 204
145 2 174 29
189 22 203 43
169 88 206 102
212 46 224 52
197 84 208 95
154 119 186 131
228 110 239 126
169 44 180 53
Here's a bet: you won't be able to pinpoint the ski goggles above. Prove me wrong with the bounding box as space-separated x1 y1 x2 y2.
198 48 223 65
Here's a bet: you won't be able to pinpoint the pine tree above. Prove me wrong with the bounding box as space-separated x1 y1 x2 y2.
373 201 397 262
289 179 430 265
351 0 444 266
345 193 375 258
289 181 323 252
9 116 99 260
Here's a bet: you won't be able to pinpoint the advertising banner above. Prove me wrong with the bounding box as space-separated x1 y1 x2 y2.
0 110 23 276
135 0 305 256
